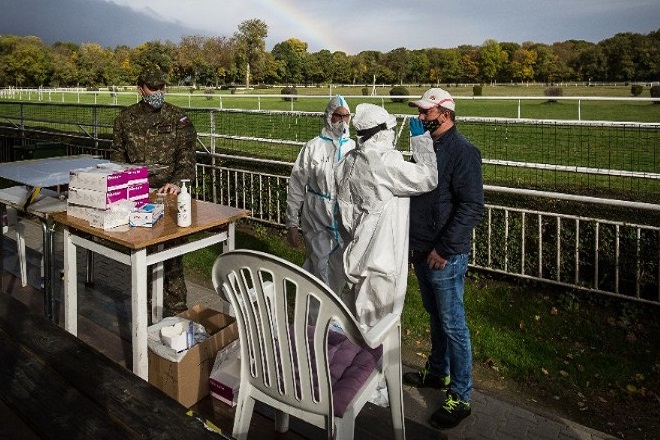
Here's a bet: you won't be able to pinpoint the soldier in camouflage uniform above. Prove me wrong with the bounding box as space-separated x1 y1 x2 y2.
111 65 197 317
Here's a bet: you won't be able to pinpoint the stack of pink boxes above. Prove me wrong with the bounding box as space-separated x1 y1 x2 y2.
67 163 150 229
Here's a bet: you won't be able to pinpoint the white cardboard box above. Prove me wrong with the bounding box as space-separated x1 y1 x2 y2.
66 203 96 221
208 339 240 407
69 166 128 192
88 207 130 230
68 187 127 210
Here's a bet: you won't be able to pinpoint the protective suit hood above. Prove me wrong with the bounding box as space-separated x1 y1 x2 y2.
352 103 397 150
323 95 351 140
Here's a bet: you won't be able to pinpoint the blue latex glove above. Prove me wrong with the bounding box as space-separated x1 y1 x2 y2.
409 117 425 137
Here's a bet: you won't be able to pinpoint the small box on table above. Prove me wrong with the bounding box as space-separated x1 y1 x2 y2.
129 203 164 227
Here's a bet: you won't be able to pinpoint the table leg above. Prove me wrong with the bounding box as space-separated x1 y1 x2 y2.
40 218 57 322
85 250 94 286
0 203 5 293
131 248 149 380
63 227 77 336
224 221 236 252
151 244 164 323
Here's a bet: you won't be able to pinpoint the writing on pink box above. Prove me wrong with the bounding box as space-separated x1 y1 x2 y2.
124 166 149 185
106 188 127 204
128 182 150 200
133 195 150 208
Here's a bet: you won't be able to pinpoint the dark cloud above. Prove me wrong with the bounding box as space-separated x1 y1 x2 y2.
0 0 204 47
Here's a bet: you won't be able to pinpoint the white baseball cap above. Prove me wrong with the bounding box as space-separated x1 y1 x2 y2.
409 88 455 111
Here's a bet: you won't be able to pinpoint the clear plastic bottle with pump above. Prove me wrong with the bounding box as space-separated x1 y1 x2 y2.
177 179 191 227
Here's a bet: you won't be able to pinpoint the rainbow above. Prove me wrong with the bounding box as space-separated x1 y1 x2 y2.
260 0 348 53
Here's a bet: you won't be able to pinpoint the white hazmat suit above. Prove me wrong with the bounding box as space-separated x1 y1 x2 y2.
286 96 356 295
335 103 438 327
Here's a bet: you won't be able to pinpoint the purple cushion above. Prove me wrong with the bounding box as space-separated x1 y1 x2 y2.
326 330 382 417
286 326 383 417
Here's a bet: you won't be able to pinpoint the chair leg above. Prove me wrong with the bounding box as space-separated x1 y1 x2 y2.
16 222 27 287
334 415 355 440
232 394 255 440
385 358 406 440
386 376 405 439
274 409 289 433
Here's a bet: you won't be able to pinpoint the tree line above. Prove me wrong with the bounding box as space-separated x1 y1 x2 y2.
1 19 658 89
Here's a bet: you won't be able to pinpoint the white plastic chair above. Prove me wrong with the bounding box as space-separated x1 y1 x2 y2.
212 249 405 440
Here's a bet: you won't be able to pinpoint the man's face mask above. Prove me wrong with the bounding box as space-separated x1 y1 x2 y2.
331 120 349 138
422 118 440 133
142 90 165 109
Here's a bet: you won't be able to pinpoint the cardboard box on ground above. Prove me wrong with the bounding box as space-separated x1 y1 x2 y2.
147 305 238 408
209 339 241 406
207 282 275 407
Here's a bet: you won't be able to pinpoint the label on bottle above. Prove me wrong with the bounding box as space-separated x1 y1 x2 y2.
177 201 190 226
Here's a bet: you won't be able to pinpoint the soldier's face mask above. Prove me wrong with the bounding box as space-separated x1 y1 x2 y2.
142 89 165 109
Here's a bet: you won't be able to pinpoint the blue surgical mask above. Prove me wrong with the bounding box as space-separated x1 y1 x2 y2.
143 91 165 109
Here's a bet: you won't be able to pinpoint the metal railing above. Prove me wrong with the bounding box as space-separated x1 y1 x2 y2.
193 152 660 306
0 102 658 305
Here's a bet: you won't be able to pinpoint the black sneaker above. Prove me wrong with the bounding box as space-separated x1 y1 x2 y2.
402 364 450 389
429 391 471 429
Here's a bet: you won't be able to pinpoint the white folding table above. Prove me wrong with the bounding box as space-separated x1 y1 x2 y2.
0 155 109 321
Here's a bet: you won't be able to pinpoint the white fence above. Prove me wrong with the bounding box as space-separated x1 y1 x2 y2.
0 102 658 305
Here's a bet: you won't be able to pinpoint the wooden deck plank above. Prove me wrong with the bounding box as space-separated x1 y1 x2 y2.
0 294 225 440
0 398 41 440
0 327 137 439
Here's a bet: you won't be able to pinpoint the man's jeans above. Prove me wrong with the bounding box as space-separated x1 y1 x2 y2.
413 253 472 402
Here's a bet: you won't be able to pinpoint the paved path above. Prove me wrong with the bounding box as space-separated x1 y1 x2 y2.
7 219 619 440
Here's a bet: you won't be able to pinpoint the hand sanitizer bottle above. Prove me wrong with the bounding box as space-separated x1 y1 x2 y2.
177 179 191 227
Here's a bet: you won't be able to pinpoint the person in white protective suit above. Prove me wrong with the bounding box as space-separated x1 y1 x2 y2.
335 103 438 328
286 95 356 296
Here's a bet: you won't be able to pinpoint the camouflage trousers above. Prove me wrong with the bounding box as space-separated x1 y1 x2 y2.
148 245 188 318
162 255 188 317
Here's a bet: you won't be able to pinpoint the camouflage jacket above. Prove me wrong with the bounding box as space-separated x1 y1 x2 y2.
111 101 197 188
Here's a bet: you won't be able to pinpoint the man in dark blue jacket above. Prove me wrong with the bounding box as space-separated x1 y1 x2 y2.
404 88 484 429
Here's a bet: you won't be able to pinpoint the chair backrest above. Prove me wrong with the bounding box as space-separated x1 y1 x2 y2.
212 249 369 421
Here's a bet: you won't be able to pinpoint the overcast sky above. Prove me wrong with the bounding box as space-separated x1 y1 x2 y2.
2 0 659 54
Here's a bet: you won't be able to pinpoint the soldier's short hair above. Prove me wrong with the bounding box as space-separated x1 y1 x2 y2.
137 65 167 89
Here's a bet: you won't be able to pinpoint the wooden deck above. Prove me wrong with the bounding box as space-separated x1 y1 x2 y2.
0 289 226 439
